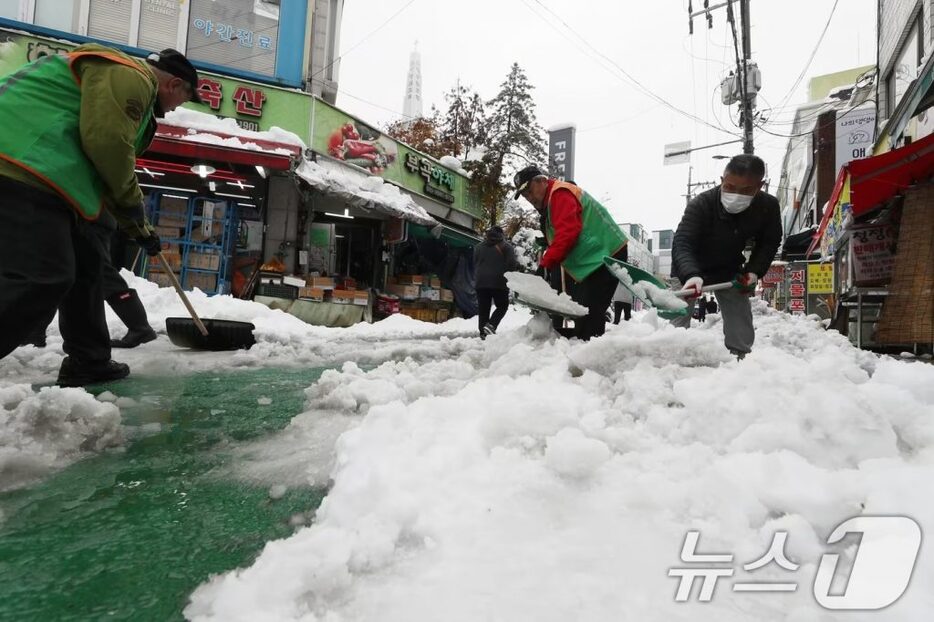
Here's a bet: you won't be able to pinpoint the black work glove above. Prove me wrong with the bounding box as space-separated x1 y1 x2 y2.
135 231 162 257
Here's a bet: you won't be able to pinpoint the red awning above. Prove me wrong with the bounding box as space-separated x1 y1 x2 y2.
806 132 934 257
847 131 934 217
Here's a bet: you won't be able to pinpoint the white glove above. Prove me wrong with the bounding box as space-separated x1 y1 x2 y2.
682 276 704 299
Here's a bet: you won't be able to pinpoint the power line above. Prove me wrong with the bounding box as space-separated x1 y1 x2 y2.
521 0 741 138
765 0 840 122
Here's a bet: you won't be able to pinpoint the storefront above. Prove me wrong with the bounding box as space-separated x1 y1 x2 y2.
260 98 483 327
0 27 309 297
807 133 934 351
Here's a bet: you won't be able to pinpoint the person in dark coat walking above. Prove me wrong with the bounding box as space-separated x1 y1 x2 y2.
705 296 719 315
671 154 782 357
473 226 519 338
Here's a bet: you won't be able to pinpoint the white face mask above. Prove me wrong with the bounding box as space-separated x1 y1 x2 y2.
721 191 754 214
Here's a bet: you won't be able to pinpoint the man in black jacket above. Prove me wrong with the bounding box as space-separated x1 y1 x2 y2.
474 226 520 338
671 154 782 357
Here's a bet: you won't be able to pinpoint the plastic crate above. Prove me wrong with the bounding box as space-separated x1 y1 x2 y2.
256 282 298 300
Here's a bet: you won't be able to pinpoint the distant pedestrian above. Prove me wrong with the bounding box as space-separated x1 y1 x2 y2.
705 296 719 315
611 282 632 324
474 226 519 339
695 298 707 322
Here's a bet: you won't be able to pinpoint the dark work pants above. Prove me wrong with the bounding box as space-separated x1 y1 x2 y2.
613 301 632 324
477 287 509 333
0 178 110 363
567 265 618 341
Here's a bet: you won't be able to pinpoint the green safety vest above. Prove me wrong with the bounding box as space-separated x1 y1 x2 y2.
0 50 154 220
544 181 629 281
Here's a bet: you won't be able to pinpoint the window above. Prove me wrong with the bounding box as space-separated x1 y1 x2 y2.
34 0 80 34
186 0 279 77
890 21 922 116
138 0 182 51
0 0 19 20
87 0 134 45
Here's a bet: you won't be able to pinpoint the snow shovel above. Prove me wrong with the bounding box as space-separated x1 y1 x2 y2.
603 257 731 319
157 251 256 351
506 271 587 320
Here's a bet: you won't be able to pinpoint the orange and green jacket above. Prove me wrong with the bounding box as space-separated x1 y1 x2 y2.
0 43 158 232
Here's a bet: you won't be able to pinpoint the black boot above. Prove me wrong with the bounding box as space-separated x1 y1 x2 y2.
56 356 130 387
107 289 156 348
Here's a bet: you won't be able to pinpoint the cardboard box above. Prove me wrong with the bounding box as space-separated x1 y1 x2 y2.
376 295 400 315
187 251 221 271
429 276 442 288
147 270 179 288
436 308 450 323
298 286 326 301
387 284 419 300
283 275 306 288
440 288 454 302
419 286 440 301
155 225 183 240
352 291 369 306
396 274 424 285
159 241 179 255
153 251 181 271
308 276 335 289
331 289 355 305
187 272 217 292
156 214 187 229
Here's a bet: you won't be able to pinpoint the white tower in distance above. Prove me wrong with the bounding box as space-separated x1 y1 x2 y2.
403 41 423 119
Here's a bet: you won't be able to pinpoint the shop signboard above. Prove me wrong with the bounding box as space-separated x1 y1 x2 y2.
762 263 785 288
850 224 896 286
310 98 481 220
548 125 576 181
0 29 310 137
787 262 807 315
835 106 876 172
806 264 834 294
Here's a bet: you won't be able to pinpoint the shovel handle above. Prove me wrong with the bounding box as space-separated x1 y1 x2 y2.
673 281 733 298
157 251 209 337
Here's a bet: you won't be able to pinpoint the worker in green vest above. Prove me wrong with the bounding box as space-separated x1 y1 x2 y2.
514 166 629 340
0 45 201 385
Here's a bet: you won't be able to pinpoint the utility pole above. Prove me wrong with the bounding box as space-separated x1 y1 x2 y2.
739 0 754 154
692 0 759 155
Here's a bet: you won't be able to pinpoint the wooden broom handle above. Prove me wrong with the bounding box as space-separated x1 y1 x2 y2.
157 251 209 336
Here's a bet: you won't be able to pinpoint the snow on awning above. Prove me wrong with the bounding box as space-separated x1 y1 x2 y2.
295 158 438 227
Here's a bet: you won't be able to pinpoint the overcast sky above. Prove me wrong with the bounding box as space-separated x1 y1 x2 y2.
333 0 877 234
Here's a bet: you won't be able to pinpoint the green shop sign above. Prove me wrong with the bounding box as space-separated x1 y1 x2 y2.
0 29 310 137
310 98 481 219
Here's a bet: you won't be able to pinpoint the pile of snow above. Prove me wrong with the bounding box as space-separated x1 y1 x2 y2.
506 271 587 317
163 107 306 149
438 155 470 177
0 384 123 492
295 159 438 226
186 306 934 621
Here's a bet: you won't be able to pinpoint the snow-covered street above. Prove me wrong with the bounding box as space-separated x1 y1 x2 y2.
3 277 932 621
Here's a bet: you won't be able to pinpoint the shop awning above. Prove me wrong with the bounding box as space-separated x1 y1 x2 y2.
807 132 934 257
295 158 438 227
151 123 300 171
409 223 481 249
